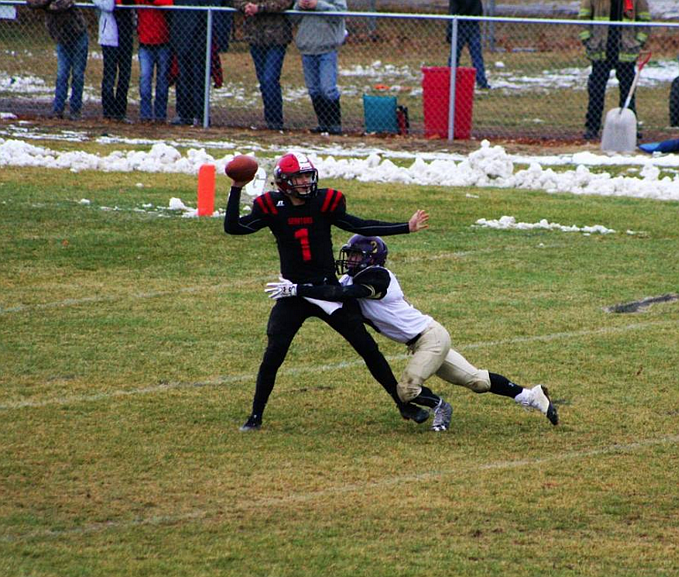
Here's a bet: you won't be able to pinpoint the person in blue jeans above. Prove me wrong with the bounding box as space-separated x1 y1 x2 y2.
234 0 293 131
294 0 346 135
135 0 173 122
27 0 88 120
447 0 490 89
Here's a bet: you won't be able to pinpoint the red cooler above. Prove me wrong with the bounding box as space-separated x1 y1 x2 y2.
422 67 476 139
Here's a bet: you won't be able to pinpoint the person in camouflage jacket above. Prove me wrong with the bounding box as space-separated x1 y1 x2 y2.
578 0 651 140
27 0 89 120
234 0 294 130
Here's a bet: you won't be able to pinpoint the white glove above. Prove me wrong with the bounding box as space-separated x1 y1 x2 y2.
265 277 298 300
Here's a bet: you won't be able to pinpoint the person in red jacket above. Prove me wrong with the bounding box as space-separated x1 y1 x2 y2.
135 0 173 122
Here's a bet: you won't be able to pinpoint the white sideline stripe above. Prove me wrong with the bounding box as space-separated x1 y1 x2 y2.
1 318 676 411
1 435 676 544
0 244 566 315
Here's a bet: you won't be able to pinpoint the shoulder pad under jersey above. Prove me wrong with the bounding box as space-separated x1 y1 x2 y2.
318 188 345 214
253 191 280 215
353 266 390 297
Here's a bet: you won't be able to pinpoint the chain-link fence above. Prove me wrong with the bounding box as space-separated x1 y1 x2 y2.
1 1 678 141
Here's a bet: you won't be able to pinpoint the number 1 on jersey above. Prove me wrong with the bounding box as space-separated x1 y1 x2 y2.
294 228 312 261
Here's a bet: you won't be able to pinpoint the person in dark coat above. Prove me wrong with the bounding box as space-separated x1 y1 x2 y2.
447 0 490 89
170 0 220 125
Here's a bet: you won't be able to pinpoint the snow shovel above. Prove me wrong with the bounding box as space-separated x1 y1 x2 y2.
601 52 651 153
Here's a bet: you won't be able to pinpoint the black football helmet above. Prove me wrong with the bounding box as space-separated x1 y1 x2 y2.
273 152 318 199
336 235 388 276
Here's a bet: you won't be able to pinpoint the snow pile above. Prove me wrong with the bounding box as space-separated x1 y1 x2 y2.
2 136 679 202
475 215 617 234
0 139 232 175
309 141 679 201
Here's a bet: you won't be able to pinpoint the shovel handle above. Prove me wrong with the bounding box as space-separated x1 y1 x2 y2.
637 51 652 72
621 51 652 112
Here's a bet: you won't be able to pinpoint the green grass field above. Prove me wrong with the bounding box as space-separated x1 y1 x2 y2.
1 148 678 576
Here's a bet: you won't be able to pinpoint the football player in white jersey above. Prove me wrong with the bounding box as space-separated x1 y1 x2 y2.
266 234 559 429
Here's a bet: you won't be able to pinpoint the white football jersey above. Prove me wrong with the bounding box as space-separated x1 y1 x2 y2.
340 267 432 344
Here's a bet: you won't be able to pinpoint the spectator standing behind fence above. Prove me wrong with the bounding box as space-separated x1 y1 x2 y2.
93 0 135 122
171 0 220 126
134 0 173 123
579 0 651 141
233 0 293 131
447 0 490 90
293 0 346 135
27 0 88 120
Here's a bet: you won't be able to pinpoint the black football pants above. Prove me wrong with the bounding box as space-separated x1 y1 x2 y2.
250 297 399 417
585 59 636 133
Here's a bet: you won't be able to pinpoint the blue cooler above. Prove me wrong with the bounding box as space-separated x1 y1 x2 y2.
363 95 399 134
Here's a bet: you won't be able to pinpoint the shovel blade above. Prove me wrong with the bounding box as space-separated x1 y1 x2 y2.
601 107 637 153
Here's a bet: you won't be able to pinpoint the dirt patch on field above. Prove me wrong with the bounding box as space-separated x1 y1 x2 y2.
604 294 679 314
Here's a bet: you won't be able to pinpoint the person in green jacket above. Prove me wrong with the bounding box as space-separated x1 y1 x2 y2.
579 0 651 140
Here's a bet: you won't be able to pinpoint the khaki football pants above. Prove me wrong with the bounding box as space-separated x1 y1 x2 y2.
397 320 491 403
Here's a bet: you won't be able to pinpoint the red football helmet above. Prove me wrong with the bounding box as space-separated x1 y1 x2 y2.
273 152 318 199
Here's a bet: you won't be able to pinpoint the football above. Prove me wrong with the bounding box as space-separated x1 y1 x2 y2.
225 155 258 182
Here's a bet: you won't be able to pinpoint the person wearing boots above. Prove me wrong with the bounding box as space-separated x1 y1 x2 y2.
293 0 346 135
579 0 651 141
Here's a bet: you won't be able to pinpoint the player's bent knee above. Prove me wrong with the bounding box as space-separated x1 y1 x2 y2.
397 376 423 403
468 373 491 393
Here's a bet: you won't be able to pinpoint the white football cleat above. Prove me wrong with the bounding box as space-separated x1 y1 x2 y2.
526 385 559 426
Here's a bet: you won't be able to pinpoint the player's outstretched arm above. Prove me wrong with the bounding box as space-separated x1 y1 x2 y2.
408 210 429 233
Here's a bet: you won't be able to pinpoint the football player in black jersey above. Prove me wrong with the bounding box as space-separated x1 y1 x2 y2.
225 152 430 431
266 235 559 429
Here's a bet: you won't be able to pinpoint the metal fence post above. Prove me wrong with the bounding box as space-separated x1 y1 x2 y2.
202 7 213 129
448 17 458 142
367 0 376 36
487 0 496 52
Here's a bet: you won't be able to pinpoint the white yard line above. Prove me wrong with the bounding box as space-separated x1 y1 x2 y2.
2 434 677 543
1 318 676 411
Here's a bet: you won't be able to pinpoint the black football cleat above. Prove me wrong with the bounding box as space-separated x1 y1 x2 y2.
239 414 262 432
399 403 430 424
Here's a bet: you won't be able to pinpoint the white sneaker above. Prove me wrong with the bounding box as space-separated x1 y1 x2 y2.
526 385 559 426
431 399 453 432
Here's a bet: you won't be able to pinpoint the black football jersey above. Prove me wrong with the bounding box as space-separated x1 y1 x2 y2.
225 187 410 284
